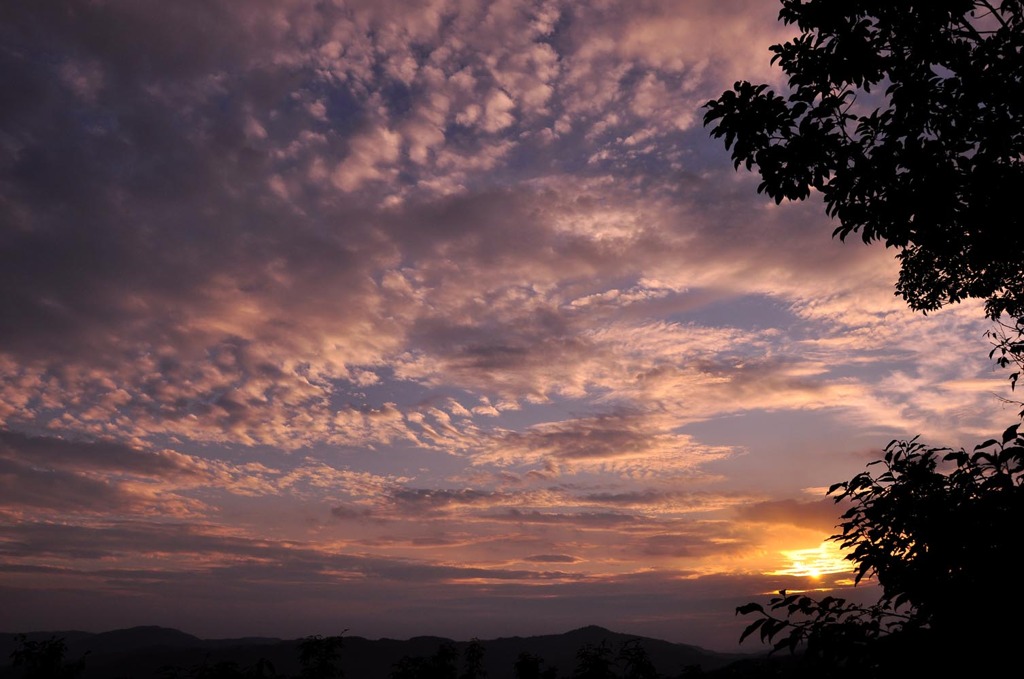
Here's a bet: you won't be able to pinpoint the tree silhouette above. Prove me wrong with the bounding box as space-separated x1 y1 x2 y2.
704 0 1024 319
297 634 345 679
513 652 557 679
573 641 616 679
617 639 658 679
988 315 1024 416
8 635 86 679
427 642 459 679
390 642 459 679
389 656 426 679
738 424 1024 675
513 652 544 679
459 639 487 679
246 657 278 679
156 653 277 678
183 657 248 679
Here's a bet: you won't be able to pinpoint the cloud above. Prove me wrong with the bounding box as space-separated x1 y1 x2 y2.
734 498 842 533
0 430 410 523
524 554 579 563
332 125 403 192
0 0 1010 651
0 431 256 517
474 411 735 479
390 487 502 513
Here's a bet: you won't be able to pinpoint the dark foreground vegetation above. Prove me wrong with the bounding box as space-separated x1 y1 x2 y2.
706 1 1024 676
732 425 1024 677
0 625 749 679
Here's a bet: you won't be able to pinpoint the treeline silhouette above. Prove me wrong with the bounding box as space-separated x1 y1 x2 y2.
2 628 747 679
387 637 683 679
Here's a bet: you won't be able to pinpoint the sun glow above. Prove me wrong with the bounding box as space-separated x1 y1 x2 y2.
769 542 850 579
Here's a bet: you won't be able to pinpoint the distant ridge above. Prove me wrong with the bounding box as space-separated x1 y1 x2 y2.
0 624 749 678
78 626 202 653
0 625 282 656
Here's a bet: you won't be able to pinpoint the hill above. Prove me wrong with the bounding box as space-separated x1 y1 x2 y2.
0 624 749 678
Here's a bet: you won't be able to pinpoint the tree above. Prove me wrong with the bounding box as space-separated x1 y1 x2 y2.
183 657 247 679
390 642 459 679
390 656 428 679
426 642 459 679
617 639 659 679
9 635 87 679
738 424 1024 674
988 315 1024 416
704 0 1024 319
573 641 616 679
460 639 487 679
513 652 556 679
245 657 278 679
298 634 345 679
513 652 544 679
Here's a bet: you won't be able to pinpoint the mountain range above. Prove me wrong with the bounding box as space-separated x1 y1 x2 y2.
0 624 751 678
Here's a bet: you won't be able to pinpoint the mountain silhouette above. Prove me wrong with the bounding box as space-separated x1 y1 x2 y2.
0 624 747 678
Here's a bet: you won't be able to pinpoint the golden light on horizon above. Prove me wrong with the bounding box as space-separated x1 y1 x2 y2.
769 542 850 579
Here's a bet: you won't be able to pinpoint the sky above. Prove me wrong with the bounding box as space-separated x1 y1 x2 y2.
0 0 1018 653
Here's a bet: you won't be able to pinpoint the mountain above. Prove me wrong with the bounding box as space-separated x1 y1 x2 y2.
0 624 750 678
0 627 285 679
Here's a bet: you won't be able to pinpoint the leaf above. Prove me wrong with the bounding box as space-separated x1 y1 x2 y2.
1002 423 1020 444
739 618 765 643
943 450 968 465
736 602 764 616
703 1 1024 320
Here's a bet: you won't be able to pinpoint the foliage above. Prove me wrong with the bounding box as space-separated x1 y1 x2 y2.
512 655 544 679
617 639 659 679
512 639 663 679
298 633 345 679
513 652 558 679
987 316 1024 415
737 424 1024 671
459 639 487 679
181 657 246 679
736 593 913 671
390 642 459 679
704 0 1024 319
9 635 87 679
832 426 1023 622
513 652 543 679
573 641 616 679
158 654 278 678
247 657 279 679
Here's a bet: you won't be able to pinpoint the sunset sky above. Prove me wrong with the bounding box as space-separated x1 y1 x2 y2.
1 0 1016 652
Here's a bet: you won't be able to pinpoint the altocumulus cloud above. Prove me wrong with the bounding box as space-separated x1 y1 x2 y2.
0 0 1010 651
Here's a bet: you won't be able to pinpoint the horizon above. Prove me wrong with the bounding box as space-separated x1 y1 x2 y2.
0 623 751 678
0 622 739 646
0 0 1014 655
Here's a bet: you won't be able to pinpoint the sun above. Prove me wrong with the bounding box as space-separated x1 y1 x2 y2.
769 542 849 579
